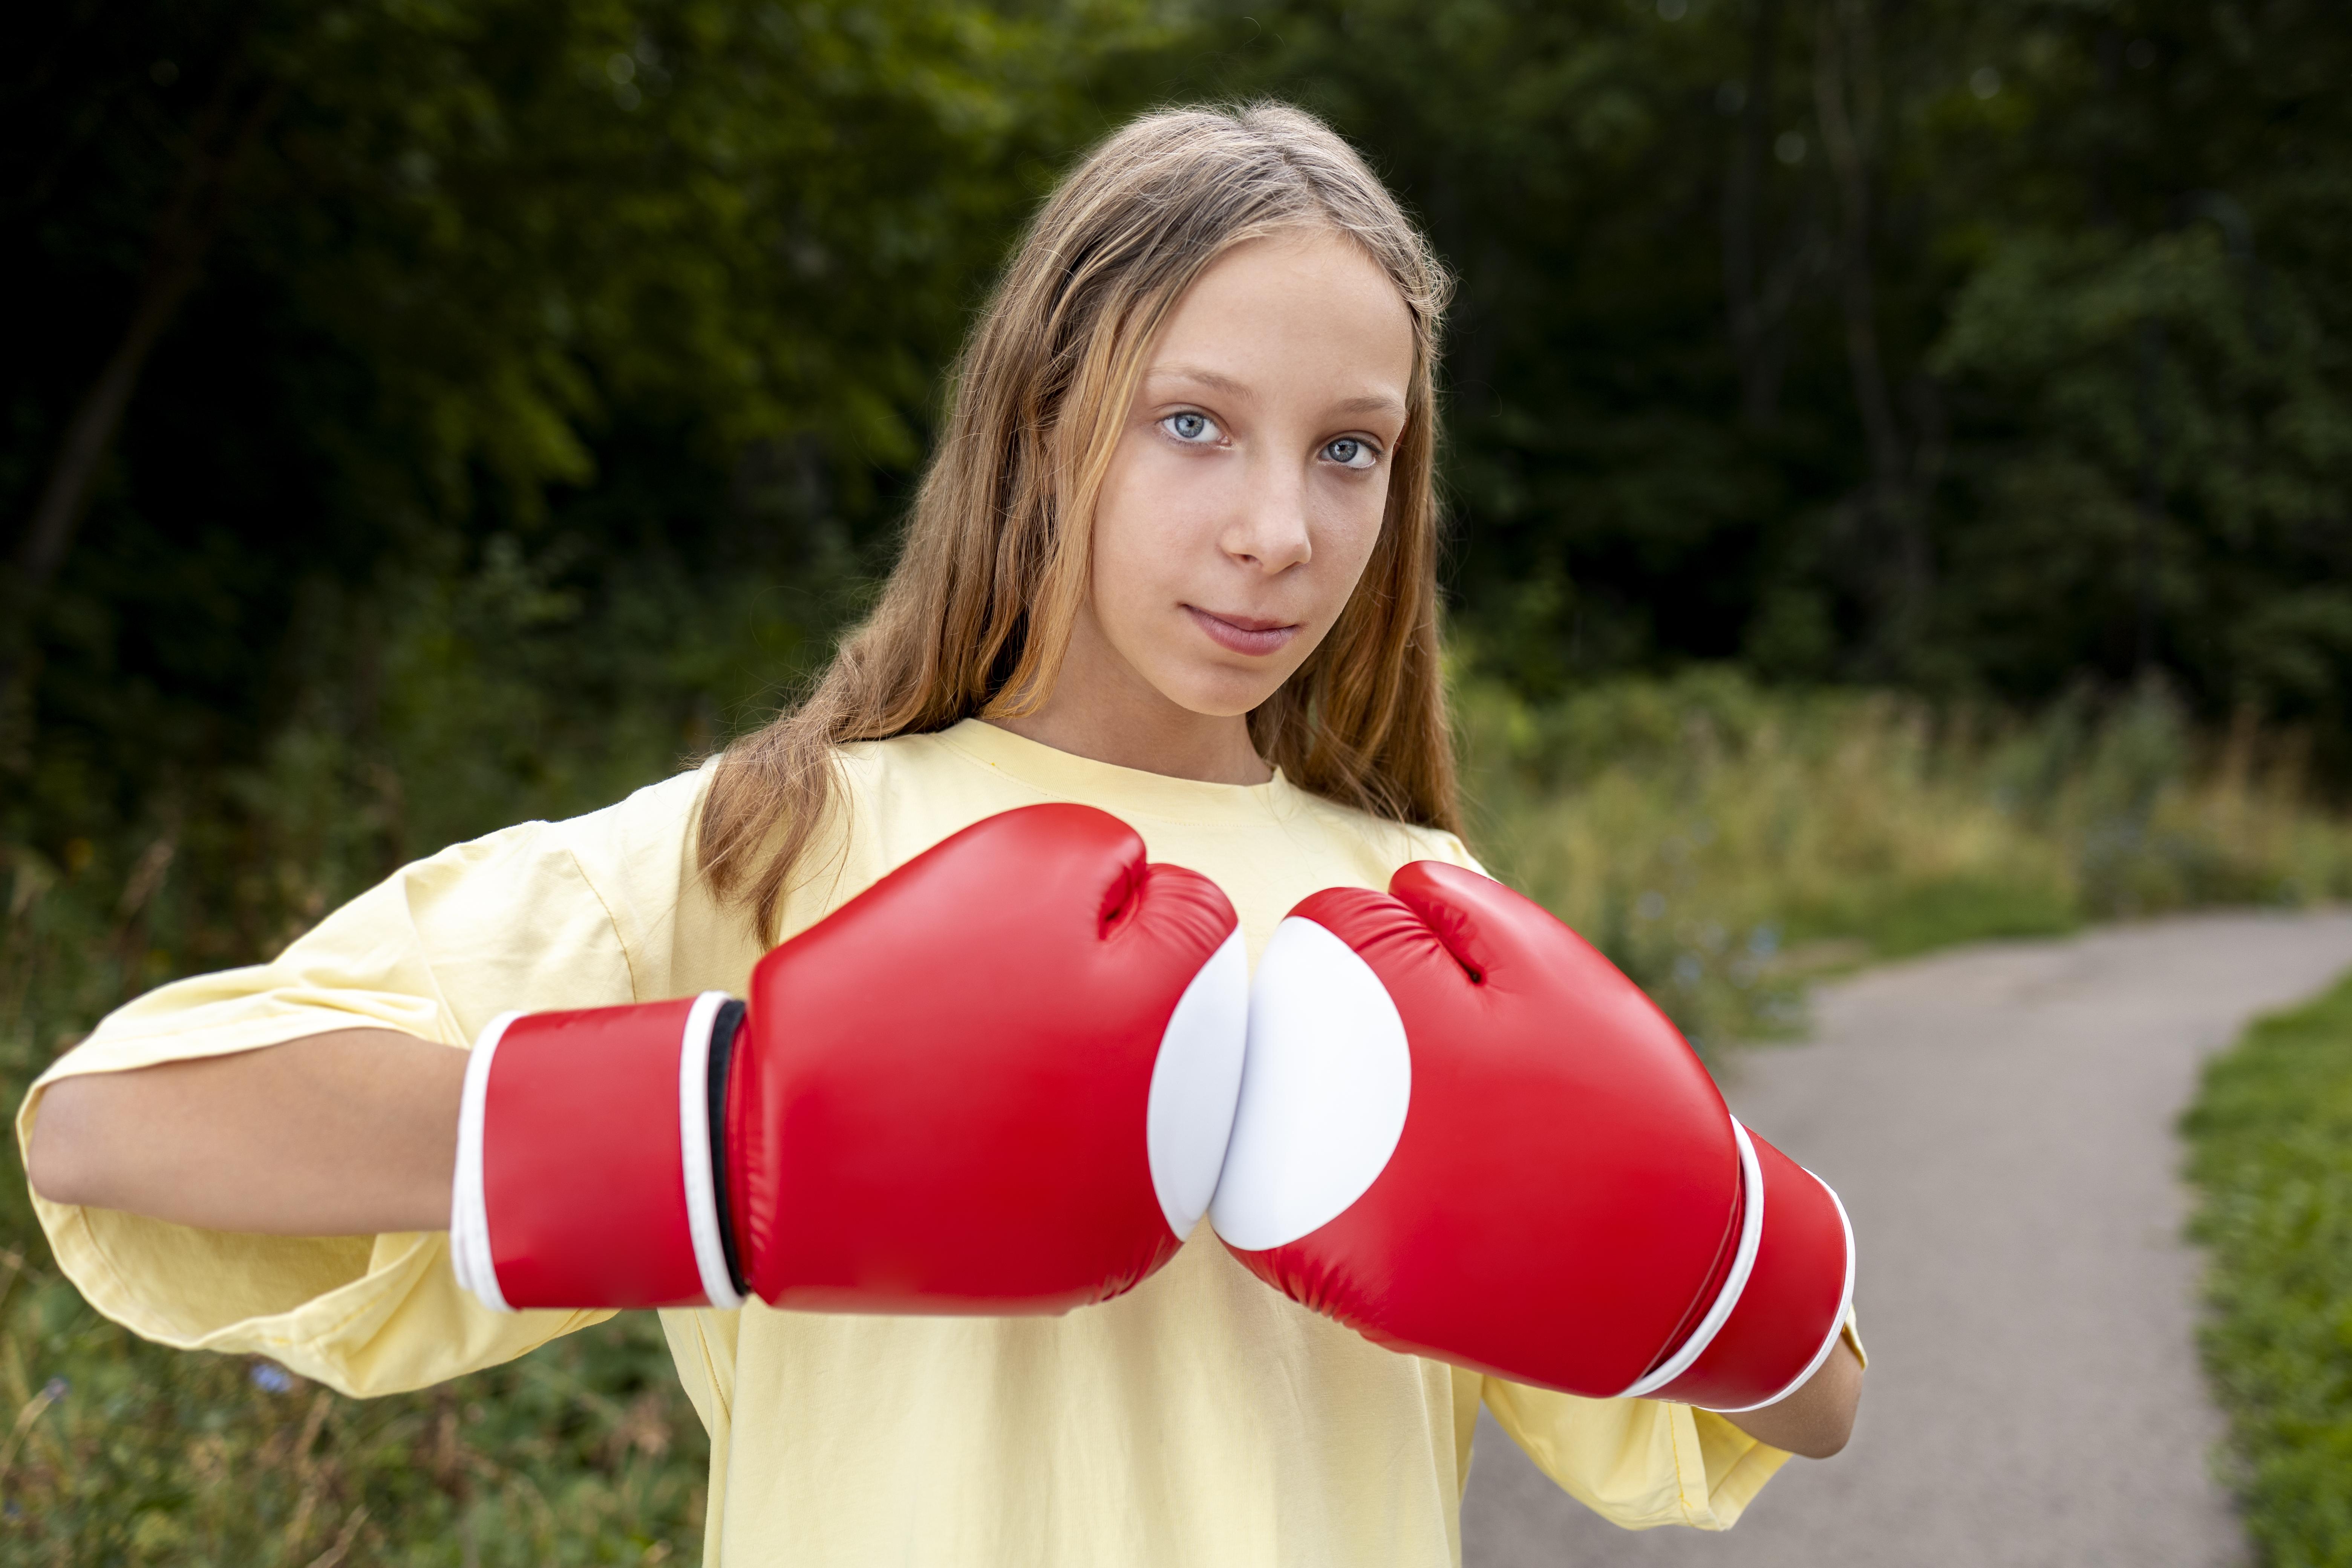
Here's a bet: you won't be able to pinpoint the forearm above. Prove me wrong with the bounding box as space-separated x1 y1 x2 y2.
25 1029 464 1236
1711 1334 1864 1458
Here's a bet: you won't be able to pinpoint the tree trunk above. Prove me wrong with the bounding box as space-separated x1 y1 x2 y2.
1724 0 1784 426
1 69 283 737
1813 0 1927 665
14 75 282 593
2133 319 2167 674
14 244 208 591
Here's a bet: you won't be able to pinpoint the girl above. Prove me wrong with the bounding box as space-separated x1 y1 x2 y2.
23 103 1862 1565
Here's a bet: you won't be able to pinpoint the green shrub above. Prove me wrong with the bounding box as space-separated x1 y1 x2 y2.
0 882 710 1566
0 546 774 1563
2186 971 2352 1568
1465 669 2352 1047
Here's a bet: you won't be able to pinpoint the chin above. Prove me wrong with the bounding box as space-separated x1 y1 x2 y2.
1162 670 1285 720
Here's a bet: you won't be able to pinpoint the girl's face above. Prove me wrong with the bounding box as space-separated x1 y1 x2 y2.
1078 230 1415 726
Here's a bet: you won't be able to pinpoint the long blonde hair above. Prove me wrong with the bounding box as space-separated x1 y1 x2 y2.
699 101 1460 937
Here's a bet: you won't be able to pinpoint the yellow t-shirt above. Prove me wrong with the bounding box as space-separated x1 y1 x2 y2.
19 718 1816 1567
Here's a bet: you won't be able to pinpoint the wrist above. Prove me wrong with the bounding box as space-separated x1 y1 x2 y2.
1631 1119 1856 1412
450 992 748 1312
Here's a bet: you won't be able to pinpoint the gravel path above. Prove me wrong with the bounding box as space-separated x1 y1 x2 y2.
1462 909 2352 1568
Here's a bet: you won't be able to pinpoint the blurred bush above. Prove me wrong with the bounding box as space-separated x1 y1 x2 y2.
15 0 2352 874
0 1264 702 1565
1465 668 2352 1050
2185 971 2352 1568
0 546 800 1563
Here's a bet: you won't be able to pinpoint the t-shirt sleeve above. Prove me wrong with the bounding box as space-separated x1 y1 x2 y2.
1480 1380 1791 1530
14 810 663 1398
1412 827 1493 880
1483 1305 1868 1529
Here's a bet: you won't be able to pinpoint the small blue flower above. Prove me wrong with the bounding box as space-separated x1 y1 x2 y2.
250 1361 296 1394
39 1378 66 1403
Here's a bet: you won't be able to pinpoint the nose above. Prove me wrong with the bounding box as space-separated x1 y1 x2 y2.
1222 450 1313 576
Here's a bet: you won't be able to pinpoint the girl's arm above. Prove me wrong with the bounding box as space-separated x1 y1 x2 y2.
27 1029 1869 1458
25 1030 464 1236
1712 1334 1865 1458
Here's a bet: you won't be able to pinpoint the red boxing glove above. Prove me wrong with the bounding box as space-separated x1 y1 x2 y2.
1210 862 1852 1411
450 804 1247 1315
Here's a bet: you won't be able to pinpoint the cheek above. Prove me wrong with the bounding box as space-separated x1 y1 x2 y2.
1090 455 1167 610
1309 480 1390 613
1092 442 1227 609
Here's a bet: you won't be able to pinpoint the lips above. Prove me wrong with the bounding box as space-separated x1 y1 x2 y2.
1186 605 1299 657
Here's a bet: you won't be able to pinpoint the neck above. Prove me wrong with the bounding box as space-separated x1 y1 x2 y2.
989 704 1270 786
985 617 1274 787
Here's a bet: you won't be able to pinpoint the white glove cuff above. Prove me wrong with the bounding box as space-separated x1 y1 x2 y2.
451 1011 524 1312
1622 1115 1767 1398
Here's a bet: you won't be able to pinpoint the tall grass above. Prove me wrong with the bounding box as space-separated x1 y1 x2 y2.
0 904 710 1565
0 546 791 1565
2184 972 2352 1567
2 863 711 1567
1464 671 2352 1049
5 634 2351 1558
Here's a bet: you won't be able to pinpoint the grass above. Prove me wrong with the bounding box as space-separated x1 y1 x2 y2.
5 645 2352 1560
2185 971 2352 1567
0 1278 704 1566
0 547 778 1565
0 797 709 1562
1465 670 2352 1049
0 893 710 1566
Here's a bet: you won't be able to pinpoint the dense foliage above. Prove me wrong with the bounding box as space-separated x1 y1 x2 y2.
1222 0 2352 716
2187 971 2352 1568
5 0 1173 926
9 0 2352 894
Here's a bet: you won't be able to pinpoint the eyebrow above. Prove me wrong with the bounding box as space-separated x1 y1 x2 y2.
1146 363 1407 418
1148 364 1252 399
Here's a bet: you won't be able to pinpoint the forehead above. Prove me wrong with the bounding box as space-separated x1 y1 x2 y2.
1146 231 1414 396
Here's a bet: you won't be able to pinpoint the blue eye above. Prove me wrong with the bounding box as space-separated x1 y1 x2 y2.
1164 411 1217 443
1323 437 1378 470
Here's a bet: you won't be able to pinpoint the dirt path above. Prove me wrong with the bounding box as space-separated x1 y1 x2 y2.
1462 909 2352 1568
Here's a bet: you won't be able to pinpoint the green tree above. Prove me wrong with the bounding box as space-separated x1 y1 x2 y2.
5 0 1166 909
1932 223 2352 719
1195 0 2352 749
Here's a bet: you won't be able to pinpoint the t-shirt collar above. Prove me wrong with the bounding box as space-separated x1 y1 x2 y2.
931 718 1299 828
